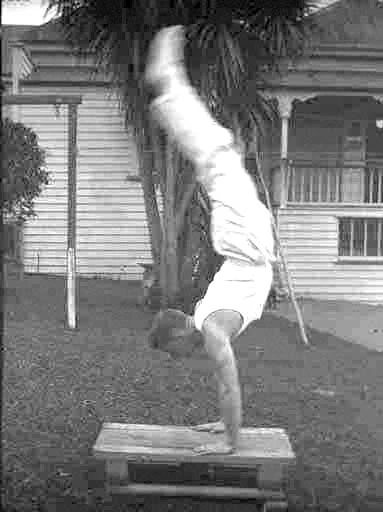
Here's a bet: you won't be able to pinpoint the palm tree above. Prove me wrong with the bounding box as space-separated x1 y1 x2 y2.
47 0 317 310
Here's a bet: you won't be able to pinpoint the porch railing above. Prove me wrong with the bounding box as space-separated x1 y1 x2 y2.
285 163 383 204
364 165 383 204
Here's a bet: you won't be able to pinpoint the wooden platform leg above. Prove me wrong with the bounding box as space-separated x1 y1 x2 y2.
261 501 289 511
258 462 284 489
106 459 129 487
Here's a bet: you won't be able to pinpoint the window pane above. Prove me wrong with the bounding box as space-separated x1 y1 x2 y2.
380 220 383 257
339 217 383 257
312 171 319 202
367 219 378 256
294 168 303 202
288 167 294 202
371 170 379 203
320 169 328 202
366 121 383 160
365 167 383 203
364 168 371 203
329 172 338 202
348 121 362 137
339 219 351 256
353 219 365 256
303 169 311 201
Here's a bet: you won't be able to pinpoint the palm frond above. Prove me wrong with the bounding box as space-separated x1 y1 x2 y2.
47 0 314 182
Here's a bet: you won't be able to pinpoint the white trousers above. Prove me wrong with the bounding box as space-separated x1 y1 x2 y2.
150 78 274 334
150 85 234 170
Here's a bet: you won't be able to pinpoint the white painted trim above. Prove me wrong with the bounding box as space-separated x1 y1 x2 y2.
335 257 383 264
286 202 383 210
335 210 383 217
66 247 77 329
11 43 34 80
10 44 35 121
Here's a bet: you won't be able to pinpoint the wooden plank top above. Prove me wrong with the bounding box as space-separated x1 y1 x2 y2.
93 423 295 467
3 94 82 105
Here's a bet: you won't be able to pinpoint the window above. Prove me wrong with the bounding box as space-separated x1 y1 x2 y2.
364 166 383 203
366 120 383 161
343 121 365 163
338 217 383 258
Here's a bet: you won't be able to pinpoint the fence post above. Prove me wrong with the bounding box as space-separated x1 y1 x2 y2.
66 103 78 329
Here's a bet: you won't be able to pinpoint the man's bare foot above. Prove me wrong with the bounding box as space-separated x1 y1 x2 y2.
193 441 235 455
191 421 225 434
145 26 187 91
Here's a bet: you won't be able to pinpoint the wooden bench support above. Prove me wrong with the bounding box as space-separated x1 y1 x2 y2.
93 423 296 511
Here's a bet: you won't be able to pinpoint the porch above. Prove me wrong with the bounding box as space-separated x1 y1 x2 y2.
285 163 383 205
264 94 383 304
268 95 383 205
280 163 383 262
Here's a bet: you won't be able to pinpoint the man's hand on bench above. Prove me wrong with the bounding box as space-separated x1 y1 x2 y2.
193 440 235 455
191 421 225 434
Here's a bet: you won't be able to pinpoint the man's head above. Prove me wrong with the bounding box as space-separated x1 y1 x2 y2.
147 308 203 359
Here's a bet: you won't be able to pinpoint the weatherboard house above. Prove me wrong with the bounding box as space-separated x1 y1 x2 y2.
2 0 383 304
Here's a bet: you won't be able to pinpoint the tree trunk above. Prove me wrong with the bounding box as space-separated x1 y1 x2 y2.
140 162 162 268
160 139 179 308
134 117 163 269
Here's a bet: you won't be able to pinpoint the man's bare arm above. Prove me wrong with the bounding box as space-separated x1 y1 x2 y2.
194 319 242 454
214 344 242 450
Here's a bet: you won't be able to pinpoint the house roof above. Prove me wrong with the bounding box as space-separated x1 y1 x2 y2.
295 95 383 119
2 19 68 71
4 1 383 52
21 20 66 43
2 2 383 88
1 25 34 76
309 0 383 47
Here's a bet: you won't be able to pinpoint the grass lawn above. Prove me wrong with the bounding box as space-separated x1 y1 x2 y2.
3 274 383 512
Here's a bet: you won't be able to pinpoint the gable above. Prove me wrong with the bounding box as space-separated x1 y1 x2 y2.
21 20 65 43
1 25 34 77
2 21 106 85
310 0 383 47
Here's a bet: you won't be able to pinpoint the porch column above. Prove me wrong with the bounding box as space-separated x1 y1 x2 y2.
276 95 293 207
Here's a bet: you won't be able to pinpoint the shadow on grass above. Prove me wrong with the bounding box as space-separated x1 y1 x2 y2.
3 274 383 511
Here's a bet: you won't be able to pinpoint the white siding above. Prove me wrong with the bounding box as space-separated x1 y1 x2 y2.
278 206 383 304
20 85 153 280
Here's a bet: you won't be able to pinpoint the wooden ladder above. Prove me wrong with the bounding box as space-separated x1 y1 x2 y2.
93 423 295 511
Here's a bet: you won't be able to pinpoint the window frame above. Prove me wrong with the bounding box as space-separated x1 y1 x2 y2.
336 215 383 264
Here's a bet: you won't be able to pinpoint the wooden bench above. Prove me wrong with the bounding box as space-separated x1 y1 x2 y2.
93 423 295 511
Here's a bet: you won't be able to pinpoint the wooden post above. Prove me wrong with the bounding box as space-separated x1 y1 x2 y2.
3 95 82 327
278 97 292 208
160 139 179 308
66 103 79 329
277 96 292 205
281 116 289 157
253 147 310 347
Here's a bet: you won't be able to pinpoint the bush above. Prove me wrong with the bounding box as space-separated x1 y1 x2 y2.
1 117 49 222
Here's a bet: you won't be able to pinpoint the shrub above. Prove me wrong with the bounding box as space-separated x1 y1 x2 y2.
1 117 49 222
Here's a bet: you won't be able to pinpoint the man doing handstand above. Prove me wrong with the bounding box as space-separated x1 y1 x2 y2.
146 26 275 455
